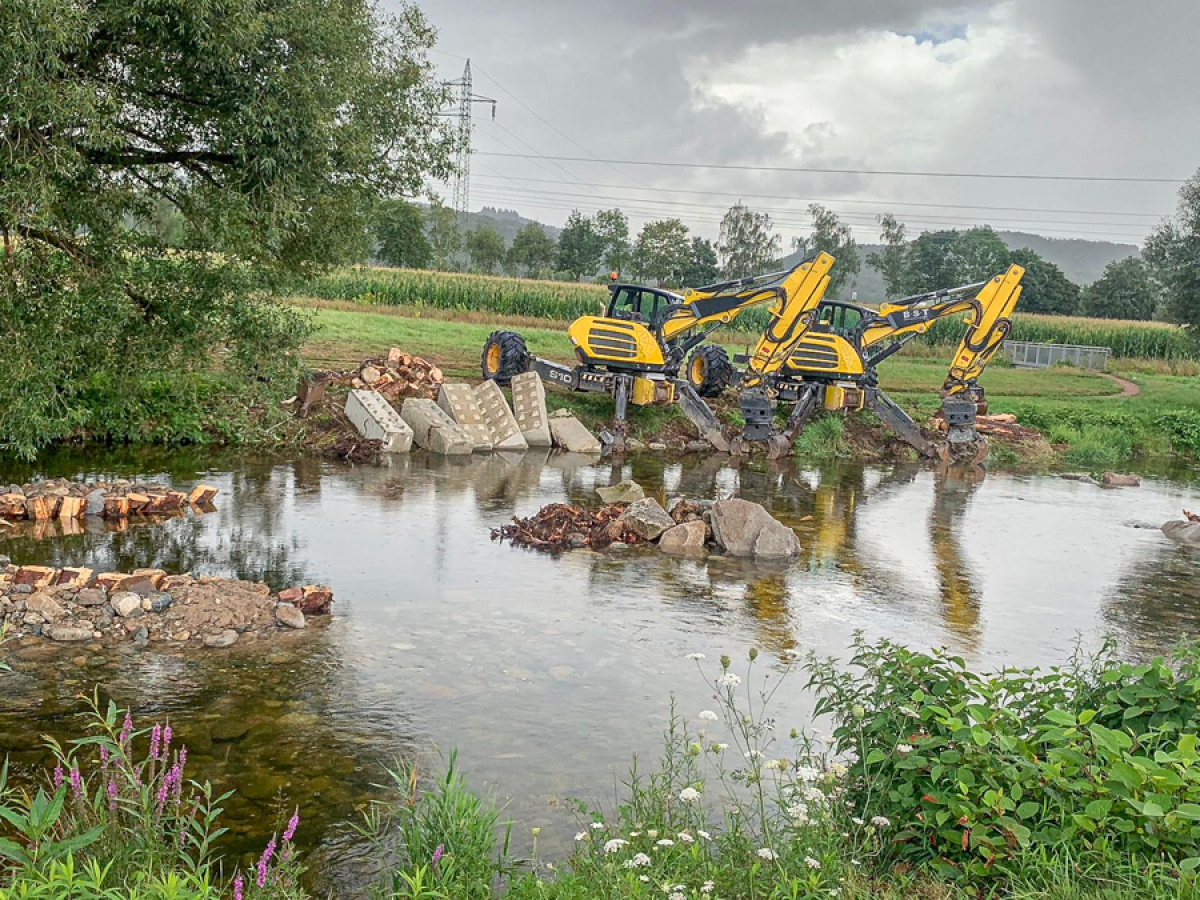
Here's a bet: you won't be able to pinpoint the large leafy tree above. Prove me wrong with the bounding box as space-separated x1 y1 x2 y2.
373 199 432 269
717 203 780 278
556 210 604 280
1007 248 1080 315
426 198 462 271
0 0 455 456
682 237 721 287
595 208 631 277
465 224 506 274
865 213 908 298
897 227 1011 295
791 204 860 298
1144 167 1200 334
631 219 691 286
505 223 556 277
1081 257 1157 320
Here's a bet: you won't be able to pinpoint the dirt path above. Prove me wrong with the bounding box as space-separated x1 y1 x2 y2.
1100 373 1141 397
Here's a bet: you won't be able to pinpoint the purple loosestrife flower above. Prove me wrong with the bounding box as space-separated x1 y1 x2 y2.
107 781 118 811
52 764 64 790
233 875 244 900
256 836 277 888
149 724 162 760
69 768 83 798
119 712 133 747
161 725 171 758
283 808 300 843
99 746 109 766
178 746 187 769
432 844 444 869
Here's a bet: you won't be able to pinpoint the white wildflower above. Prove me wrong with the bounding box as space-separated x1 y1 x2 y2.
697 710 719 721
686 652 706 660
639 875 650 883
603 838 629 854
744 749 762 760
590 821 606 830
630 831 642 837
574 832 588 841
656 838 675 847
670 893 685 900
898 706 919 718
827 762 849 779
677 832 695 843
871 815 891 827
764 758 784 771
718 673 741 687
787 802 810 825
701 881 715 894
896 744 913 754
801 785 825 804
712 742 729 752
623 853 651 868
852 817 863 826
795 764 821 783
679 787 701 803
805 856 822 869
697 830 712 841
647 829 658 839
756 847 777 860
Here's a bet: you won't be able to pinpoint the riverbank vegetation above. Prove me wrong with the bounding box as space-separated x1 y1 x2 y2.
5 640 1200 898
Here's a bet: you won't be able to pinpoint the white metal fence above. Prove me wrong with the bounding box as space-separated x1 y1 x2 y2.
1002 340 1111 371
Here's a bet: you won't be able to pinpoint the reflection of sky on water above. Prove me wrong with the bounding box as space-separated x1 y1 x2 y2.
2 449 1199 888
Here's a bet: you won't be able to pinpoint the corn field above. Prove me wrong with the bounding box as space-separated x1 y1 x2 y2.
302 267 1198 361
306 267 609 321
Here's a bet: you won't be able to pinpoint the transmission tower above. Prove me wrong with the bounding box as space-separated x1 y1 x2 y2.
444 60 496 223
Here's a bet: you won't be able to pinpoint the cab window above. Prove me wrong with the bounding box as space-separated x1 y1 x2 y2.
814 303 863 336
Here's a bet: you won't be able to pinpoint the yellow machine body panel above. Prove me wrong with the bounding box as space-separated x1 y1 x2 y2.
784 334 865 376
822 382 866 412
567 317 665 367
631 376 675 406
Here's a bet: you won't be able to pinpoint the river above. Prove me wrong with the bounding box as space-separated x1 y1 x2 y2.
1 448 1198 891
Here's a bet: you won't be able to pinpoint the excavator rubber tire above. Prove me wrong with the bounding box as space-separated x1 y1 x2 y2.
481 330 530 386
685 345 735 398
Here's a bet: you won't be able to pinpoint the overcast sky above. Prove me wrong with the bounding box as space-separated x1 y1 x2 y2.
410 0 1199 247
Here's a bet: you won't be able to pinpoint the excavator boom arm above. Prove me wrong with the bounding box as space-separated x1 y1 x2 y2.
741 252 835 386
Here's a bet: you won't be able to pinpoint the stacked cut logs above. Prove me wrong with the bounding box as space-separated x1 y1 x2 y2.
338 348 445 401
0 478 219 522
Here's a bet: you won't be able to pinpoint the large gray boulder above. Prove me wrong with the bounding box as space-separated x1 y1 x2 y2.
709 499 800 559
658 520 709 558
596 480 645 503
620 498 676 540
1163 520 1200 544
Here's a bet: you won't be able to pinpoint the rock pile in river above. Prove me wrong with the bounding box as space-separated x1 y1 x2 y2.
0 561 332 649
491 485 800 560
0 478 218 521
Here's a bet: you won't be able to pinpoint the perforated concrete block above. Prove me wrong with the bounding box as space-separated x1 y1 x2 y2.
473 380 528 451
436 384 494 451
400 399 474 455
509 372 551 447
344 390 413 452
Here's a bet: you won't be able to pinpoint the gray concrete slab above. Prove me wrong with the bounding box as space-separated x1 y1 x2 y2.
400 399 474 455
510 372 552 447
437 384 494 451
344 390 413 453
474 379 528 451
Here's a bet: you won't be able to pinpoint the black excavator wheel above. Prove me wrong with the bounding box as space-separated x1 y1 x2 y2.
685 345 735 397
481 330 530 386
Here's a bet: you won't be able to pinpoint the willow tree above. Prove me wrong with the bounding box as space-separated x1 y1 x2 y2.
0 0 455 455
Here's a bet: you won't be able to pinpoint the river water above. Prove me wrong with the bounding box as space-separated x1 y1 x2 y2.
2 449 1199 889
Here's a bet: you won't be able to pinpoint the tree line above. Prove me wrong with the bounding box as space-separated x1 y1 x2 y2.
372 192 1189 325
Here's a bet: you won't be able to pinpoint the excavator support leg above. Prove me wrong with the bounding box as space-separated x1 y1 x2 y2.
611 375 631 453
866 387 934 457
674 381 731 452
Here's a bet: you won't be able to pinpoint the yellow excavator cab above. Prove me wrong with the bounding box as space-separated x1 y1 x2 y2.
566 316 667 368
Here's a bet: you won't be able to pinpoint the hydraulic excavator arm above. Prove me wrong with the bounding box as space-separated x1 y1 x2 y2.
669 253 835 456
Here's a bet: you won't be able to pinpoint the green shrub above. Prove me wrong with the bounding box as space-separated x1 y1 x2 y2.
807 637 1200 881
1157 410 1200 457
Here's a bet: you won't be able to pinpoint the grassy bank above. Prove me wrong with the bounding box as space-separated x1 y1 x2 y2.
298 267 1200 363
5 640 1200 899
299 301 1200 467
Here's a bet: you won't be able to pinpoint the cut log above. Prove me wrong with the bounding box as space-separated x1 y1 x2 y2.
103 496 132 518
56 567 94 588
0 493 27 519
57 496 85 520
92 572 127 591
361 365 382 385
188 484 219 505
14 566 59 589
126 493 151 514
27 494 54 521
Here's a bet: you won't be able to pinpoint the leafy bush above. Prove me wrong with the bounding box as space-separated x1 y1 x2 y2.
1157 410 1200 457
807 637 1200 880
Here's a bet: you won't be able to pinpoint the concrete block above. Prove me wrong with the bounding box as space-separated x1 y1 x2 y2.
473 379 529 451
437 384 494 451
400 399 474 455
548 412 601 454
510 372 552 447
345 390 413 453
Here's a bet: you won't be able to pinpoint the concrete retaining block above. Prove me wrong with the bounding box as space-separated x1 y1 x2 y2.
400 399 474 455
437 384 494 451
510 372 552 447
344 390 413 453
548 409 601 453
473 380 528 451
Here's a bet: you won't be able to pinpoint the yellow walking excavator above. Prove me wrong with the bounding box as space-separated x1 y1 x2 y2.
685 264 1026 462
481 253 836 453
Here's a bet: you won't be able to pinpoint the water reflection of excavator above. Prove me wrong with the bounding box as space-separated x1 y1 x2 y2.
687 265 1025 463
481 254 836 454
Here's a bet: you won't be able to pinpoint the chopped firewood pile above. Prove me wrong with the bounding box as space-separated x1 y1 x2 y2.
935 412 1042 441
0 479 218 522
492 502 648 552
335 348 445 401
